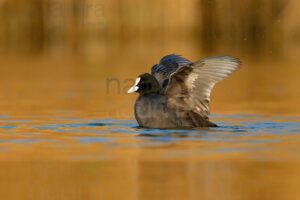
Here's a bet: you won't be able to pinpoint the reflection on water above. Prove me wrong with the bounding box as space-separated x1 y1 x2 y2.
1 114 299 154
0 114 299 199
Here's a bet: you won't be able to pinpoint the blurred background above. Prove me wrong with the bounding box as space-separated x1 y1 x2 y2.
0 0 297 56
0 0 299 117
0 1 300 200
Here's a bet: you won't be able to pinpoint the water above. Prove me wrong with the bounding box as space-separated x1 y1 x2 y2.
2 114 299 158
0 53 297 200
0 21 299 199
0 112 299 199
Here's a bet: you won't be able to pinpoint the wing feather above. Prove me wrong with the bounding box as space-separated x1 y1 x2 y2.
166 56 241 117
151 54 192 89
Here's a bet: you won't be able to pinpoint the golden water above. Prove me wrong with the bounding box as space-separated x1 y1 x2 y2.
0 46 299 200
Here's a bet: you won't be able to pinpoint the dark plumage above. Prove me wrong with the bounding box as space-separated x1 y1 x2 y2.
128 54 241 128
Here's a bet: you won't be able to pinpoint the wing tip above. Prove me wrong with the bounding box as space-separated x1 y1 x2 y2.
220 55 242 69
231 56 242 69
197 55 242 73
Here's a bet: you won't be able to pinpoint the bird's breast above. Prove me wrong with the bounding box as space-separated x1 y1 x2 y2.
134 94 175 128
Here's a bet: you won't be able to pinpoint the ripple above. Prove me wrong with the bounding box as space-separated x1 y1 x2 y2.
0 114 299 156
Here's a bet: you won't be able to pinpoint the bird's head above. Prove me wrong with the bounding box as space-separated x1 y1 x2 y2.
127 73 161 95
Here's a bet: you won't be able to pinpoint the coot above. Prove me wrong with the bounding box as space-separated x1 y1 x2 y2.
128 55 241 128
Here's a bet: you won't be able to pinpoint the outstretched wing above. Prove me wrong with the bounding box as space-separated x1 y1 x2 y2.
165 56 241 117
151 54 192 89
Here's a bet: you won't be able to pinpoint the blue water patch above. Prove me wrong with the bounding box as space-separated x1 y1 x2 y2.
56 130 108 134
33 123 104 130
33 121 137 130
0 125 16 129
71 137 112 143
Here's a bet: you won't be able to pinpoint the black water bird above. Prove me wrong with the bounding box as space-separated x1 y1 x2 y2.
128 55 241 128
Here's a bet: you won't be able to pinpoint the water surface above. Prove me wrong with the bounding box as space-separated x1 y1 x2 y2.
0 112 299 200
